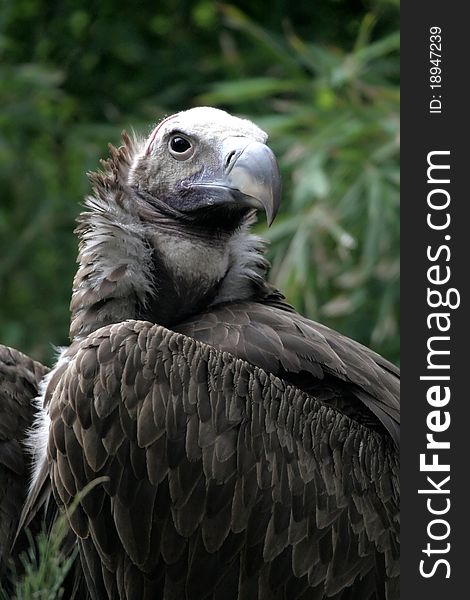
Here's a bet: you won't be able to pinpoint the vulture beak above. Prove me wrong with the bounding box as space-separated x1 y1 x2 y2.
189 140 281 226
223 140 281 226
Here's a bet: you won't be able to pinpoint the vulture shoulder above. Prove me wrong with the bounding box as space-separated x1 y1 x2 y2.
175 299 400 446
47 319 399 600
0 345 48 569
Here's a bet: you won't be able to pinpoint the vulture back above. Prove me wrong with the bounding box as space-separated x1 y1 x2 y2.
46 320 399 600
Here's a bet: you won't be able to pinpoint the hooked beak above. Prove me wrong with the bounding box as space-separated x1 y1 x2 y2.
224 141 281 226
189 140 281 226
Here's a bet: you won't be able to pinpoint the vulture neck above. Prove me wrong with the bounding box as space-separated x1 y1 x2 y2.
69 201 269 340
69 199 154 340
69 135 270 341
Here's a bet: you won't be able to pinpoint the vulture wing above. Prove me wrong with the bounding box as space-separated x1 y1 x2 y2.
1 346 88 600
0 345 48 569
48 319 399 600
175 299 400 446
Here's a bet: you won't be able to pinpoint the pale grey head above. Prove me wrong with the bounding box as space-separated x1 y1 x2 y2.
69 107 282 339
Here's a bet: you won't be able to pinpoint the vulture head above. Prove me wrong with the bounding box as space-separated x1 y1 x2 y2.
129 107 280 228
70 107 282 339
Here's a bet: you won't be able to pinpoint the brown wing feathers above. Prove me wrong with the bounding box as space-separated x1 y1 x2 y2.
175 300 400 446
47 321 399 599
0 345 48 568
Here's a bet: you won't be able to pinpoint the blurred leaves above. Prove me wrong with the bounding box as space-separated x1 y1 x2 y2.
0 0 399 364
202 5 399 362
1 477 108 599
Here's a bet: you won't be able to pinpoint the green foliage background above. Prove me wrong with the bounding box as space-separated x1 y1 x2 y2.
0 0 399 366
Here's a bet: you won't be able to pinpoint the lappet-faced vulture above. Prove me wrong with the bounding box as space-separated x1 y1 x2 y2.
4 107 399 599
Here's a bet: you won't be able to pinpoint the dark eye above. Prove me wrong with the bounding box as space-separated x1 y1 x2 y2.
168 134 194 160
171 137 190 152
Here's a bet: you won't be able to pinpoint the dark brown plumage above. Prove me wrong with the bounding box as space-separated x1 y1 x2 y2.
0 345 48 572
45 320 398 600
12 107 399 600
175 297 399 445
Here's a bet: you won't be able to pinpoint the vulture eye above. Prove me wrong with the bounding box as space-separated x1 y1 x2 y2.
168 135 194 160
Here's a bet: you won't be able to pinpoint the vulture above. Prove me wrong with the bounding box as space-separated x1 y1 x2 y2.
0 347 48 568
0 107 399 600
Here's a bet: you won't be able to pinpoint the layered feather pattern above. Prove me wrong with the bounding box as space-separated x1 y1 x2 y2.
47 321 399 600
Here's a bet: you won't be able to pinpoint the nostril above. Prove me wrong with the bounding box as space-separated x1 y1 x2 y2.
225 150 237 169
